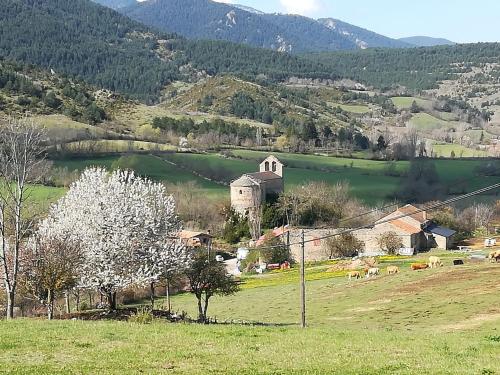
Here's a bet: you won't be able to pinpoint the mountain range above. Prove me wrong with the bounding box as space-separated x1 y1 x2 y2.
109 0 411 53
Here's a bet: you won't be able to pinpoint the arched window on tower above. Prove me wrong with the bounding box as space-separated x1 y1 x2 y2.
264 161 270 171
272 161 277 172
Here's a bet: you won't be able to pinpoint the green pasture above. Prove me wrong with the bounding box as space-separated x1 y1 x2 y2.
432 143 489 158
0 251 498 374
391 96 431 109
53 155 226 198
49 151 500 205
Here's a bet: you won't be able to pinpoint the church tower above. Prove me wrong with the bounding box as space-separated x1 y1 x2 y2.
259 155 283 177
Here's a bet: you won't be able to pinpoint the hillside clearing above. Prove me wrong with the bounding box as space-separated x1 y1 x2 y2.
391 96 432 109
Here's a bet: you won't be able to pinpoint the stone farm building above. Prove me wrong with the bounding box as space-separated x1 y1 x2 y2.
230 155 284 215
179 230 213 248
289 204 456 261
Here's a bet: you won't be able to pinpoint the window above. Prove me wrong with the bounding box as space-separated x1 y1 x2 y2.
239 190 243 194
272 161 277 172
264 161 270 171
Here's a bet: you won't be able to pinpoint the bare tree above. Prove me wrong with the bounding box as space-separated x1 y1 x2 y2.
248 192 262 241
21 236 82 320
0 117 45 319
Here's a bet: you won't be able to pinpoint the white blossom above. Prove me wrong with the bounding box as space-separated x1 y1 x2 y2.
40 167 191 296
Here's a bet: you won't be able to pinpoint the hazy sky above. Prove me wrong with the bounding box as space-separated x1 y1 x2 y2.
214 0 500 43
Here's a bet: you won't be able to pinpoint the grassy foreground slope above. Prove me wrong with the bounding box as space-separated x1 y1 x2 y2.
0 253 498 374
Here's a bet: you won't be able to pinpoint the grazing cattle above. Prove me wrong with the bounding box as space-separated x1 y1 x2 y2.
453 259 464 266
386 266 400 275
365 267 380 278
411 263 429 271
488 251 500 263
347 271 361 280
428 256 443 269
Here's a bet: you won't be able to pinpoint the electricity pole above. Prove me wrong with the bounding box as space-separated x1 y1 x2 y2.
300 229 306 328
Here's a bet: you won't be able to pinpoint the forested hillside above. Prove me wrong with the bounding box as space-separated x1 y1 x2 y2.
0 0 335 102
309 43 500 91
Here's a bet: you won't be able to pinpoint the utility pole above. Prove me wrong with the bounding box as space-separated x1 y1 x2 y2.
300 229 306 328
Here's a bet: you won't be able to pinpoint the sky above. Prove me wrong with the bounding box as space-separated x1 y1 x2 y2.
214 0 500 43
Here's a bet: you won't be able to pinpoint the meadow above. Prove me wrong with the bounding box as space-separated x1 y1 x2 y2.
0 251 499 374
50 151 500 205
391 96 432 109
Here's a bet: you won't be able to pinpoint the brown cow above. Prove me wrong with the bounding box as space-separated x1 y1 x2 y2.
488 251 500 263
411 263 429 270
386 266 400 275
347 271 361 280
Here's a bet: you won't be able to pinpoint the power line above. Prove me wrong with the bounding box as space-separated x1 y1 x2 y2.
300 182 500 247
257 181 500 251
299 172 488 235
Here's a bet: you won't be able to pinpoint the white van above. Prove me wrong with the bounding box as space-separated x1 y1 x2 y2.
484 238 497 247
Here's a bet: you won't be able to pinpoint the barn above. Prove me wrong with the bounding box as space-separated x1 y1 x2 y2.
424 224 456 250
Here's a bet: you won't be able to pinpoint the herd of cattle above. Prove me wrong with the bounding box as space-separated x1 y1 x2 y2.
346 251 500 281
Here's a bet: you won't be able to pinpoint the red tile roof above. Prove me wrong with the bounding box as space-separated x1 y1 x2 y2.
389 219 422 234
396 205 427 224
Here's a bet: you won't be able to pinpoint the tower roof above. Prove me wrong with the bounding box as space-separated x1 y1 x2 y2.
246 171 281 182
230 175 259 187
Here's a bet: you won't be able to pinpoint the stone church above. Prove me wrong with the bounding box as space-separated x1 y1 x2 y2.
230 155 284 215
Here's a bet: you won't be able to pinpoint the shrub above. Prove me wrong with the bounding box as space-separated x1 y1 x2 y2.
129 307 154 324
325 233 364 259
377 232 404 255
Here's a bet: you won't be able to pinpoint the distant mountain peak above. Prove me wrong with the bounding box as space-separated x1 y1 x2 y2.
232 4 264 14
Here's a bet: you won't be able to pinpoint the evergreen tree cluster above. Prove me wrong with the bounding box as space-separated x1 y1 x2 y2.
0 60 106 123
152 116 256 140
310 43 500 91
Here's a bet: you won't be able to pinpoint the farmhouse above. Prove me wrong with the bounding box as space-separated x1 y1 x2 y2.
179 230 213 248
230 155 284 215
289 204 456 261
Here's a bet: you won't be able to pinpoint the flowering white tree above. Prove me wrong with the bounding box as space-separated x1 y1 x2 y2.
42 167 190 310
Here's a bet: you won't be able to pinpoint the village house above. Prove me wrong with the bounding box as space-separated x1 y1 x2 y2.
289 204 456 261
230 155 284 215
178 230 213 248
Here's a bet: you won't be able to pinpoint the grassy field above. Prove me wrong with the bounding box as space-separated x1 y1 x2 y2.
432 143 489 158
54 155 226 198
0 251 499 374
51 151 500 205
391 96 432 109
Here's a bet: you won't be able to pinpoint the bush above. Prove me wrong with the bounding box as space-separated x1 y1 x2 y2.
129 307 154 324
325 233 364 259
258 233 290 264
377 232 404 255
240 250 260 273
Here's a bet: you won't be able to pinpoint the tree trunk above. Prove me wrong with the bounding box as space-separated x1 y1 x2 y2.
203 296 210 324
74 291 80 312
6 289 15 319
47 289 54 320
197 297 204 323
106 291 117 310
89 292 94 309
150 282 155 310
64 292 71 314
165 278 171 313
